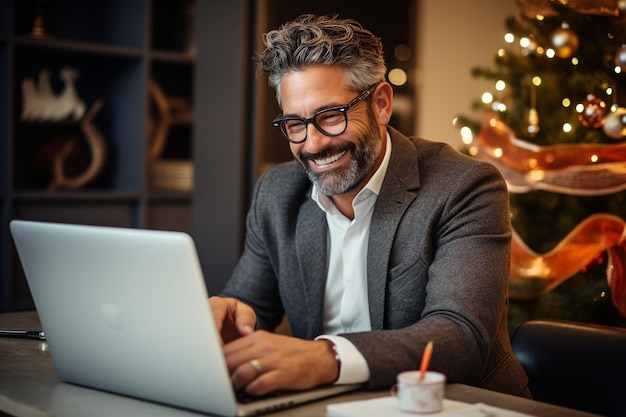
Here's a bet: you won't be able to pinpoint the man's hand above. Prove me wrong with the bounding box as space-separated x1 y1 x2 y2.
209 296 257 344
224 331 340 396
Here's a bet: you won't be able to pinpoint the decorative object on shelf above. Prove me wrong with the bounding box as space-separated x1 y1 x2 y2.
30 0 52 38
47 99 107 191
148 80 171 161
149 160 193 191
21 68 86 122
148 80 194 191
148 80 194 160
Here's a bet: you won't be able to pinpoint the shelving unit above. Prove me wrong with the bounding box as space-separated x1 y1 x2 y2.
0 0 418 313
0 0 198 311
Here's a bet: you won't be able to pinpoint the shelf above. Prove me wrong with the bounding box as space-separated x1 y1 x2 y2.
147 190 192 201
12 191 143 202
13 46 146 192
13 37 144 57
12 200 139 226
14 0 146 49
1 0 199 312
150 50 196 63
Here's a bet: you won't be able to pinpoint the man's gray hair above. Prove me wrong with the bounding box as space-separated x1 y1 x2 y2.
257 14 387 105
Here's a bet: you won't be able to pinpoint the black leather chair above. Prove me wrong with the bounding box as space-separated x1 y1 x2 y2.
510 319 626 417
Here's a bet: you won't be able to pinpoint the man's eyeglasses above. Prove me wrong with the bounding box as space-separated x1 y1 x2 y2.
272 85 376 144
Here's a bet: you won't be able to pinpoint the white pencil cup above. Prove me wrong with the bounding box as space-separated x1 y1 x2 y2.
390 371 446 414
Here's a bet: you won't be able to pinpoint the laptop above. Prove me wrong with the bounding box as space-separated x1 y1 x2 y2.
10 220 360 416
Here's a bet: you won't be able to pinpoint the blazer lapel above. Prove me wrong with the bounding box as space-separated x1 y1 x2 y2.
295 197 328 337
367 129 420 330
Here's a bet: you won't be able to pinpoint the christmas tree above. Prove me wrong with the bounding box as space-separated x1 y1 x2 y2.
456 0 626 331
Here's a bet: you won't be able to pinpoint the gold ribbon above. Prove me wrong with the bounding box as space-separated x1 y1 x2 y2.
475 120 626 196
478 119 626 171
472 120 626 317
510 213 626 317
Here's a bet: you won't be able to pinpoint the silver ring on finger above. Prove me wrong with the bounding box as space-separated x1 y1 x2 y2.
249 359 262 376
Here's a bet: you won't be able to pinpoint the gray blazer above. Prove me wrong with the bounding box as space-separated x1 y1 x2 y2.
222 127 530 397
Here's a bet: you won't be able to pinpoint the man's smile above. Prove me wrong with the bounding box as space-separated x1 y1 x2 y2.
312 149 348 166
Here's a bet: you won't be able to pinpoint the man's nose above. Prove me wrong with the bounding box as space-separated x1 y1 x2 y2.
303 122 332 153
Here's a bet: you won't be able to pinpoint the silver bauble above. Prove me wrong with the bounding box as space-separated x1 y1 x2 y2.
551 24 579 58
602 107 626 139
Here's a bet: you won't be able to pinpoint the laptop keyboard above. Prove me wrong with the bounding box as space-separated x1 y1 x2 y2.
235 390 279 404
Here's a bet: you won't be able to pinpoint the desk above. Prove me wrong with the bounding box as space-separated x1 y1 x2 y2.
0 311 600 417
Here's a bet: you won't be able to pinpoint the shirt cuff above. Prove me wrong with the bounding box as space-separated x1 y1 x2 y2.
315 335 370 385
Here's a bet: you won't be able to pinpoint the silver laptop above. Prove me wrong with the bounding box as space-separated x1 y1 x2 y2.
10 220 360 416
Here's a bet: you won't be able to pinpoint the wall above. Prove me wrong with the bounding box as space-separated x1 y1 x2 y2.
415 0 518 148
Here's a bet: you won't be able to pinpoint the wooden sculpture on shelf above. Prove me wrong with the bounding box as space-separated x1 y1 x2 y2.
148 80 171 161
147 80 194 191
20 67 107 191
47 99 107 191
21 68 86 122
148 80 193 160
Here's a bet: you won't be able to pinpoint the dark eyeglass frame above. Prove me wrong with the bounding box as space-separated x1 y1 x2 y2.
272 85 377 144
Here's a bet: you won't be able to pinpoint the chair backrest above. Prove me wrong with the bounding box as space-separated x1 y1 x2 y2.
510 319 626 417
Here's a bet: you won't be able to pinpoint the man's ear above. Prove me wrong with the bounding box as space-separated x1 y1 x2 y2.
372 82 394 125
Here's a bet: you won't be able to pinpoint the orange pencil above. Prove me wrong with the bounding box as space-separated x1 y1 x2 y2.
418 341 433 381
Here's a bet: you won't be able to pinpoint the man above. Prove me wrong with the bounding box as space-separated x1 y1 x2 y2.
210 14 531 399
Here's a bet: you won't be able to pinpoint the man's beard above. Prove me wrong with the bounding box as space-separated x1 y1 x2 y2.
298 110 383 196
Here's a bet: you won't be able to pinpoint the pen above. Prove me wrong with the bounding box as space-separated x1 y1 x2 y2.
0 330 46 340
418 340 433 381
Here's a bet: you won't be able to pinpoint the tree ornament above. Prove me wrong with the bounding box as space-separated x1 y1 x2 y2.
578 96 608 128
528 108 540 135
615 45 626 72
602 107 626 139
550 22 579 58
526 77 541 136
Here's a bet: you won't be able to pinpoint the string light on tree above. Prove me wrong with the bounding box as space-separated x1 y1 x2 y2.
562 122 572 133
520 36 538 55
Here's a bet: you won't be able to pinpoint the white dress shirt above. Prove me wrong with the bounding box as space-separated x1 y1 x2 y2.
312 133 392 384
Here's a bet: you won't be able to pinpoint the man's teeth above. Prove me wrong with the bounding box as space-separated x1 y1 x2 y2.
314 150 347 165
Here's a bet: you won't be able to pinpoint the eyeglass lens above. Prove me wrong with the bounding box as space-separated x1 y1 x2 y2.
280 109 347 142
